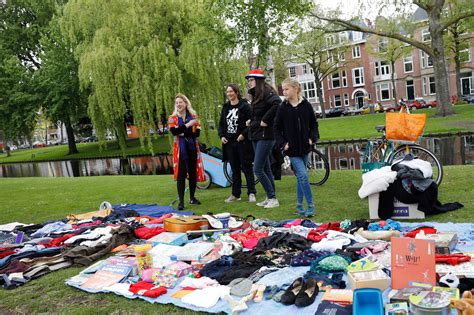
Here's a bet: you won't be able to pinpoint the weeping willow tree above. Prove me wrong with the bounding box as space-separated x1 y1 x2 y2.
59 0 247 153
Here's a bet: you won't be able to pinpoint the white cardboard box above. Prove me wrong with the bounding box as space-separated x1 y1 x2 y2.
368 193 425 219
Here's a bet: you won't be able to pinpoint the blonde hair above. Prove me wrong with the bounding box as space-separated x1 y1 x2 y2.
173 93 197 117
282 78 302 98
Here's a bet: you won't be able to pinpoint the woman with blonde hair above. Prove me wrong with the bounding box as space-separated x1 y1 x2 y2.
274 78 319 217
168 93 205 210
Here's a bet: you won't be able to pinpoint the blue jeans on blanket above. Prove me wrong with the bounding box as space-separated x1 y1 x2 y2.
290 154 314 215
253 140 276 199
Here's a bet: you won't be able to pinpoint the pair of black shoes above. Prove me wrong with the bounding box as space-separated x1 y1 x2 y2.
178 198 201 210
280 277 319 307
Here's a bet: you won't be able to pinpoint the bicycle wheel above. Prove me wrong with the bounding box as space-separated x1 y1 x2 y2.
197 170 212 190
307 148 330 186
223 161 260 188
392 144 443 186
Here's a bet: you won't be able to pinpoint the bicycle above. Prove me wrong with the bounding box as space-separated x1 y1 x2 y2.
223 145 330 187
362 125 443 186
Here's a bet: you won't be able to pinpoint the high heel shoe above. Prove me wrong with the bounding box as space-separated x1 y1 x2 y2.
280 277 304 305
295 278 319 307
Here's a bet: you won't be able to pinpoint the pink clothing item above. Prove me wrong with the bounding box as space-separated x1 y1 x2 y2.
146 213 173 225
230 230 269 249
283 219 304 228
73 220 102 230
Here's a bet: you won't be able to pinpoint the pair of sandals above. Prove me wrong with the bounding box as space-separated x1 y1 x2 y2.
280 277 319 307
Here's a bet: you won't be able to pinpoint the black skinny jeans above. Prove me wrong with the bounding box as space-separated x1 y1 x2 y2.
177 150 197 202
225 141 256 198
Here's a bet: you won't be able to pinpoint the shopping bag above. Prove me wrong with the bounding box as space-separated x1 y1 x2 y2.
385 112 426 141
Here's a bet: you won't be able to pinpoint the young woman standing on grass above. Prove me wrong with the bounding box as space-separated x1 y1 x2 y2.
245 69 281 209
218 83 257 203
168 94 205 210
274 78 319 217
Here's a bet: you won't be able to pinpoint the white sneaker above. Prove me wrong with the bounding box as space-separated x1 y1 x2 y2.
248 193 256 203
256 198 269 207
264 198 280 209
225 195 241 203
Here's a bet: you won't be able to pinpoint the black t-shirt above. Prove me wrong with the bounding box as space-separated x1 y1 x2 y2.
225 106 240 141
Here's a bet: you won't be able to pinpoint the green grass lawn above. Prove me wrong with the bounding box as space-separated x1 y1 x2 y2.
0 166 473 313
1 104 473 164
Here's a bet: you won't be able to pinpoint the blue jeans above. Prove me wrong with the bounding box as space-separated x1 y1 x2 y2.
253 140 276 199
290 154 314 214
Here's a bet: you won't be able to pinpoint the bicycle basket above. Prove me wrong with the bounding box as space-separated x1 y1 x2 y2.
361 140 391 173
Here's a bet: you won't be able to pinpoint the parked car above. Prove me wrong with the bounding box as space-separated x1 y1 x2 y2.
407 98 426 110
346 107 363 116
360 103 384 114
461 95 474 104
326 107 346 118
423 100 437 108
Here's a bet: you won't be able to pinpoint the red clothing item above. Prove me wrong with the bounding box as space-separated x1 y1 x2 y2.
306 230 327 243
315 222 342 233
134 226 166 240
73 220 102 230
405 227 437 238
129 281 167 298
0 250 15 259
436 254 471 266
231 230 269 249
283 219 304 228
40 233 76 248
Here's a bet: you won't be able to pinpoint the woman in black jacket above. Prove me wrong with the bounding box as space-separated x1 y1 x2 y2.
274 78 319 217
218 84 256 203
245 69 281 209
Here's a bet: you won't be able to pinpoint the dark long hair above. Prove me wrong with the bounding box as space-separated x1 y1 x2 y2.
252 79 277 104
227 83 242 100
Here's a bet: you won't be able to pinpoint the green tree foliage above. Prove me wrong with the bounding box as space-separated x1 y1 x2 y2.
59 0 247 152
37 14 88 154
217 0 311 69
288 24 349 117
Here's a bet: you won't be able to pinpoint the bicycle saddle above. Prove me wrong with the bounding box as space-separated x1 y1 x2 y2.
375 125 386 132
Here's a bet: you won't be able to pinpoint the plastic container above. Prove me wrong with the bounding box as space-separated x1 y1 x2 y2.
215 213 230 229
353 288 384 315
134 244 153 271
408 291 451 315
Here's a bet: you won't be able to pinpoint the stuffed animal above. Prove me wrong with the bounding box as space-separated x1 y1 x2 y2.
454 290 474 315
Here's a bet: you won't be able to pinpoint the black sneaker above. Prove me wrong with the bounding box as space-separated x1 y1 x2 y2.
189 198 201 205
177 201 185 210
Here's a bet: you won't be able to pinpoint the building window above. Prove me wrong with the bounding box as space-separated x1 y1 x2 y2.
353 31 363 41
339 51 345 62
352 45 361 58
378 38 388 52
420 51 433 69
352 67 365 86
422 29 431 42
338 145 346 153
341 70 348 87
375 61 390 76
404 55 413 73
334 94 342 107
339 32 349 43
327 50 334 64
326 35 336 46
338 158 348 169
302 64 308 74
329 96 333 107
327 76 331 90
460 49 471 63
350 158 355 169
460 73 474 95
406 79 415 100
289 66 296 77
423 76 436 95
332 72 340 89
344 93 349 106
378 83 391 101
301 81 316 100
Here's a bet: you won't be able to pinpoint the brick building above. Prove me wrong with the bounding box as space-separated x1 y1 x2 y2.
286 8 474 113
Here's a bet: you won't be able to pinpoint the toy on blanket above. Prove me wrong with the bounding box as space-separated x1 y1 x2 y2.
454 290 474 315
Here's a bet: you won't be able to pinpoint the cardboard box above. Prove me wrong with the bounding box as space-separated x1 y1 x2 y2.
415 232 458 252
348 269 389 291
147 232 187 246
368 193 425 219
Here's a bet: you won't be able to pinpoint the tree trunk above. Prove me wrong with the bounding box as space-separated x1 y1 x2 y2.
64 115 78 155
391 61 397 106
315 79 326 118
453 30 462 100
429 5 454 116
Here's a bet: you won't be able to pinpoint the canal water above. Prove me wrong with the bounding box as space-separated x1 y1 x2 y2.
0 135 472 177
